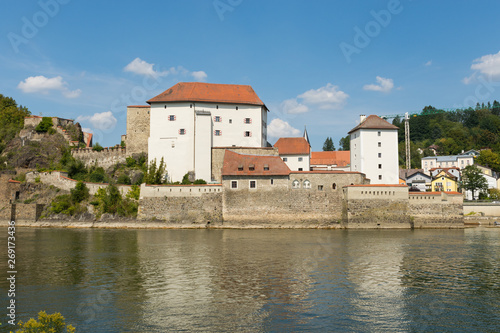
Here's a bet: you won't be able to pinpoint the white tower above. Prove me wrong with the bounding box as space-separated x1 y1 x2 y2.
348 115 399 184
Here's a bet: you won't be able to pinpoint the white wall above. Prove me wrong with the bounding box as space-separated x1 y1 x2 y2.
281 154 310 171
148 101 267 182
194 112 212 181
351 129 398 184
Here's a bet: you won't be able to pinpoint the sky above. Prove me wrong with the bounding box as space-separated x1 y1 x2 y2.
2 0 500 150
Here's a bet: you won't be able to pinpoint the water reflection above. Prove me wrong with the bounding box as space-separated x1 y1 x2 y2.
0 228 499 332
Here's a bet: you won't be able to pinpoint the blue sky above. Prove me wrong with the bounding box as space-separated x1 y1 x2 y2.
2 0 500 150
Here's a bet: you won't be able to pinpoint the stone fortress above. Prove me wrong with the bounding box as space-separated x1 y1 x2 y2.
2 82 464 228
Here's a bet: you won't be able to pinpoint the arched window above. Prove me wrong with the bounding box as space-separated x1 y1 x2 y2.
303 180 311 189
292 180 300 189
332 183 337 190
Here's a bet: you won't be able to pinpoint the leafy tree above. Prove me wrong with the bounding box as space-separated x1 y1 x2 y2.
14 311 75 333
143 158 166 184
35 117 54 132
92 142 104 151
476 149 500 172
182 173 191 185
461 165 488 200
0 93 31 153
126 185 140 200
70 181 89 203
322 137 335 151
193 179 207 184
338 136 350 151
117 174 131 185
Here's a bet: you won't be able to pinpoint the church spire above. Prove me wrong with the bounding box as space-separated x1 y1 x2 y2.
303 126 310 145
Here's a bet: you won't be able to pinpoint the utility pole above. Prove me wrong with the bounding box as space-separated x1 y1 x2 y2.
405 112 410 170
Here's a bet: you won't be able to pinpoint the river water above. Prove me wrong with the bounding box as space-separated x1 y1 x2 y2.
1 228 499 332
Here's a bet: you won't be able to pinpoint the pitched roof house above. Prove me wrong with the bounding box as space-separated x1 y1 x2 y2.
310 151 350 171
273 137 311 171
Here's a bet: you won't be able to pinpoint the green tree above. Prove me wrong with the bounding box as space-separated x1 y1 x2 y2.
322 137 335 151
70 181 89 203
35 117 53 132
92 142 104 151
338 136 350 151
461 165 488 200
182 173 192 185
475 149 500 172
13 311 75 333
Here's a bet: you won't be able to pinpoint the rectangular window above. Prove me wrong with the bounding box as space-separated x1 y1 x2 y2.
378 175 382 180
378 164 382 169
298 157 303 162
378 142 381 147
249 180 256 189
179 129 186 135
244 118 252 124
270 179 274 185
283 157 288 162
214 130 222 136
249 164 255 171
378 153 382 158
231 181 238 189
318 185 324 191
378 131 381 136
298 168 303 171
229 119 232 124
169 115 176 121
264 165 269 171
214 116 221 122
244 131 251 137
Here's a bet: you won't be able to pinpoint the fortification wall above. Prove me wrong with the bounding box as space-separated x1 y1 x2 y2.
71 147 127 169
463 202 500 216
126 106 150 156
138 193 222 224
221 173 365 225
140 183 222 198
409 192 463 228
25 171 132 196
0 204 44 222
342 185 411 228
24 116 74 129
211 147 279 182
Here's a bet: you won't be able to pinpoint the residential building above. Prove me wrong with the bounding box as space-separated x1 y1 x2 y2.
400 169 431 192
310 151 350 171
431 170 458 192
422 155 474 174
147 82 268 182
349 115 399 184
273 137 311 171
429 167 461 179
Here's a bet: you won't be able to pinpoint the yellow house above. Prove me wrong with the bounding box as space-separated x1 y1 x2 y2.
431 170 458 192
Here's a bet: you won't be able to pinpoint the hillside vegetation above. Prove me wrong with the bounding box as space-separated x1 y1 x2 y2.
393 102 500 170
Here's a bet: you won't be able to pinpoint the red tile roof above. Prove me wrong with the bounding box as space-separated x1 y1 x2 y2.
273 137 310 155
310 151 350 166
348 115 399 134
346 184 408 187
222 150 291 176
147 82 266 107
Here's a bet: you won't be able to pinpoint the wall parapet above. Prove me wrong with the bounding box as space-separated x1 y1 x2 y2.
140 183 222 198
71 147 127 168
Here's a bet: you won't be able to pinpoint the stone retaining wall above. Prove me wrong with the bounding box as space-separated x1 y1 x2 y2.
71 147 127 169
408 192 464 228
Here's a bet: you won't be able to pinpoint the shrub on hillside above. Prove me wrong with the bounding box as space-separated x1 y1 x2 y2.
35 117 53 133
92 142 104 151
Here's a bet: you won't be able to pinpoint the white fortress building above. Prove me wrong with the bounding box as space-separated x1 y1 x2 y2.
147 82 268 182
349 115 399 184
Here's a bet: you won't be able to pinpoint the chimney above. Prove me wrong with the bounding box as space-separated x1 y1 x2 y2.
360 115 366 123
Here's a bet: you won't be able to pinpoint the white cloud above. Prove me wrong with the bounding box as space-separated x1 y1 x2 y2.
298 83 349 109
191 71 207 82
76 111 117 131
363 76 394 93
17 75 81 98
267 118 300 138
124 58 160 77
124 58 209 82
425 60 432 66
470 51 500 79
81 127 93 134
462 73 476 85
280 98 309 114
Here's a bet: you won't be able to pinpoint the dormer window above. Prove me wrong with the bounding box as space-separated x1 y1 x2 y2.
238 165 244 171
264 164 269 171
249 164 255 171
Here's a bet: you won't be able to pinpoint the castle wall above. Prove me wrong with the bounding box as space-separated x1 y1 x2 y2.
211 147 279 182
408 192 464 228
25 171 132 196
71 147 127 169
125 106 150 156
221 173 367 226
342 185 410 228
138 186 222 223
